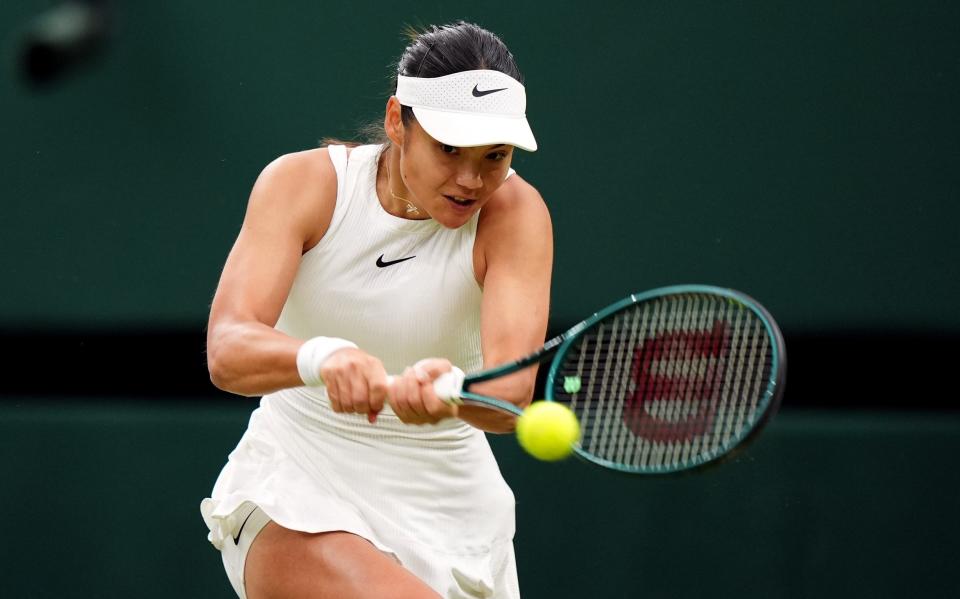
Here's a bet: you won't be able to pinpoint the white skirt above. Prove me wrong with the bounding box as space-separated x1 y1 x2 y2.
200 387 520 599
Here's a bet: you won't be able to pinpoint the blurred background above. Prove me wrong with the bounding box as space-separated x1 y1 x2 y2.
1 1 958 597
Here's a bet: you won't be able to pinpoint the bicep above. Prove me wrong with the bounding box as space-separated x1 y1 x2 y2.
209 220 304 330
208 151 335 332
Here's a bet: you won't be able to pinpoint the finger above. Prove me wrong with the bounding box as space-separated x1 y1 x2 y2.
350 374 370 416
404 375 429 424
368 370 388 417
326 375 344 413
336 365 362 414
420 379 459 421
411 368 440 420
393 369 426 424
386 371 408 421
412 358 453 380
368 370 385 423
320 361 347 412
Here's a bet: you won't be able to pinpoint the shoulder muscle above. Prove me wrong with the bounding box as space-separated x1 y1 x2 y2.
475 175 552 285
243 148 338 251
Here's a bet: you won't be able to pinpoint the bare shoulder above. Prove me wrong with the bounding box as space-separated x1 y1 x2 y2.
245 147 339 250
477 173 551 237
253 147 336 203
475 173 553 284
477 174 552 250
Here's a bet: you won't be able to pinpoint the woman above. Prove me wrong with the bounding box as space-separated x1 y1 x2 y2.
201 21 552 599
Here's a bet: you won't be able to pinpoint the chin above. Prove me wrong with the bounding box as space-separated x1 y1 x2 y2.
433 212 474 229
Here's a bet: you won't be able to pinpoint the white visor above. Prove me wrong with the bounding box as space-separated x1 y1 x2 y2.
395 69 537 152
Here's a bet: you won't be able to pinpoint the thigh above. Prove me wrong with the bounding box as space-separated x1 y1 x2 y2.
245 522 442 599
221 504 273 599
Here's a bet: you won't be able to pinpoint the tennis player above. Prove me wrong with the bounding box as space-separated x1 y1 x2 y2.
200 21 552 599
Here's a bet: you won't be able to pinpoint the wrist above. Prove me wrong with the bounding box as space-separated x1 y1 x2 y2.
296 337 358 386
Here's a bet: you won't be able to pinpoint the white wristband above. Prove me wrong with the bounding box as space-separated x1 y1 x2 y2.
296 337 358 387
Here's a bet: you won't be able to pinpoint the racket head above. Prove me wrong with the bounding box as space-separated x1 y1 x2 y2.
545 285 785 475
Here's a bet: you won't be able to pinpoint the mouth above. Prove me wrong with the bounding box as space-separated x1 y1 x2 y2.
443 195 478 209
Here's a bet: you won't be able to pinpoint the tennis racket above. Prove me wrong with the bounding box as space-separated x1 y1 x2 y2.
432 284 786 474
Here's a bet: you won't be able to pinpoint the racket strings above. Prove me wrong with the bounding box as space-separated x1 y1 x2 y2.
553 293 774 471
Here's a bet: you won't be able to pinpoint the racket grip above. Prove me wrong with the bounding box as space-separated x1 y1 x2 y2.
385 366 465 404
432 367 466 404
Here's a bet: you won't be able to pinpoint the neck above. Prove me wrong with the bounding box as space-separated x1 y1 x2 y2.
377 145 429 220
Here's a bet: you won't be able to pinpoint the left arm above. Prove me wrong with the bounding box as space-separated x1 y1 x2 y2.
459 177 553 433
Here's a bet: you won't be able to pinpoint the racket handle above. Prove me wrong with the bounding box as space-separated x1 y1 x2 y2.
432 367 466 404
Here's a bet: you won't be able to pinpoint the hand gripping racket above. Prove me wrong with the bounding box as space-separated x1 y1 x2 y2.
432 285 786 474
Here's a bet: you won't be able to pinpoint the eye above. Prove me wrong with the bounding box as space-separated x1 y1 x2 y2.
487 151 509 161
440 144 458 154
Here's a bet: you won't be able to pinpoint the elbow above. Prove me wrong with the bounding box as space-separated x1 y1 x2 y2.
206 328 246 394
207 360 227 391
207 350 256 396
206 343 231 391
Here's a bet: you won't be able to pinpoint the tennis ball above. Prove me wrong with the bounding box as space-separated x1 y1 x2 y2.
516 401 581 461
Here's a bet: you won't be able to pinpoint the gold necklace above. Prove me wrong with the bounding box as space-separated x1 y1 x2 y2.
391 190 421 214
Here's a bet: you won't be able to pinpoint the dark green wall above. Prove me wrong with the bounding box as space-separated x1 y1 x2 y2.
2 401 957 598
3 1 959 331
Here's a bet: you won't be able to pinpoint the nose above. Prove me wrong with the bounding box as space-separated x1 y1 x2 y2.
455 165 483 190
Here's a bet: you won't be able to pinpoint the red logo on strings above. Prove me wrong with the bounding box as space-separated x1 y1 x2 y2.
624 320 730 443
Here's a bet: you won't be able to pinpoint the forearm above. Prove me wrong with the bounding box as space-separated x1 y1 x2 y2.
458 406 517 434
207 320 304 396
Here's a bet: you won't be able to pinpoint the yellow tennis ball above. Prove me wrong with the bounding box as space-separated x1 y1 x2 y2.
516 401 581 461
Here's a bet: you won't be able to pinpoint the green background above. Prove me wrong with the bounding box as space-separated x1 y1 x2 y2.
2 0 958 331
2 1 959 598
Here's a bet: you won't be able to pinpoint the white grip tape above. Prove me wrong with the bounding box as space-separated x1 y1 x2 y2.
296 337 358 387
386 366 466 405
433 367 466 404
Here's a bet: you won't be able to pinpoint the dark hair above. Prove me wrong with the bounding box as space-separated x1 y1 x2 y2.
323 21 523 147
395 21 524 128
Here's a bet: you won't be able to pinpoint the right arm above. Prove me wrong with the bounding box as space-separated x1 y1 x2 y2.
206 149 338 396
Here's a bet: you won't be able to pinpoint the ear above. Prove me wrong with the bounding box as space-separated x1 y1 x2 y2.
384 96 404 146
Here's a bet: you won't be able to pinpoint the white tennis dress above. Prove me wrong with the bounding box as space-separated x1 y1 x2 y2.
200 144 520 599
